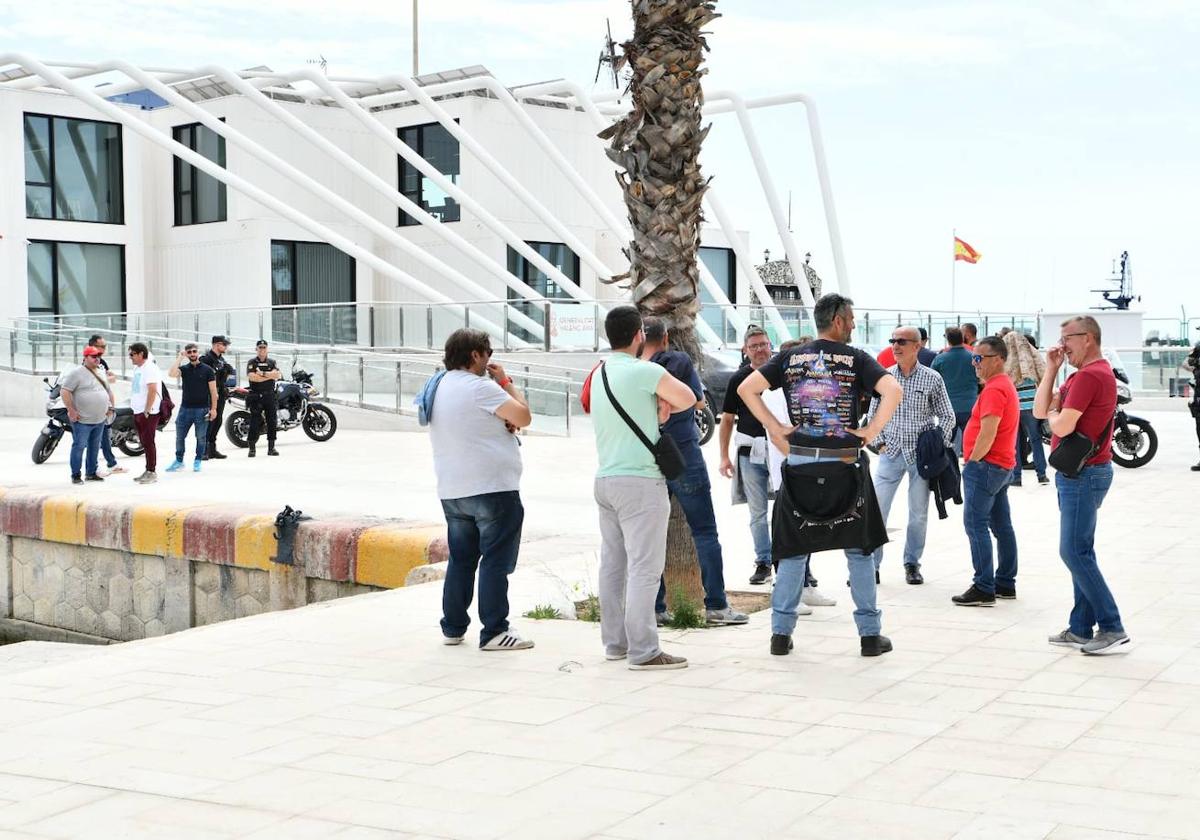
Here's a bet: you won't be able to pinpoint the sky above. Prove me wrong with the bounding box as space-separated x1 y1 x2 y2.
2 0 1198 332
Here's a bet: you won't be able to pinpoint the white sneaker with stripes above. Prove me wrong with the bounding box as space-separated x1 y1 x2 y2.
481 631 534 651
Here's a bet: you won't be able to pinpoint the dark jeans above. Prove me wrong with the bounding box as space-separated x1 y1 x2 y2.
655 441 728 613
69 421 105 479
100 423 118 469
133 412 158 472
247 392 277 446
953 410 972 457
206 393 228 450
440 490 524 646
1057 463 1122 637
1011 409 1047 482
174 406 209 461
962 460 1018 594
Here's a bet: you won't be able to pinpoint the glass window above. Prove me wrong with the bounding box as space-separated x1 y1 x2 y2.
506 242 580 343
23 114 124 224
270 241 356 344
699 247 736 343
398 121 461 226
173 121 227 225
26 241 125 316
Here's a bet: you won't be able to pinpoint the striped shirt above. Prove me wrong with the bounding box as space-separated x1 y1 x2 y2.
868 363 957 464
1015 376 1037 411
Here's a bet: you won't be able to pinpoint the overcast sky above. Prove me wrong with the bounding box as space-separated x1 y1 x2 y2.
3 0 1197 332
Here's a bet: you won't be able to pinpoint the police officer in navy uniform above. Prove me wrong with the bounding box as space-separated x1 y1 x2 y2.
246 339 281 457
200 335 235 460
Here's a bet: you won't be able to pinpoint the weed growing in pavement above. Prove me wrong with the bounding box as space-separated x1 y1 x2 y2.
576 593 601 623
665 586 706 629
523 604 562 620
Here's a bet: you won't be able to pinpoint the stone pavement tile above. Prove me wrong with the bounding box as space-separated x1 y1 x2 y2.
477 729 615 765
292 752 418 782
240 816 384 839
288 713 412 739
305 797 518 839
1004 717 1094 750
781 812 946 840
888 738 1057 780
615 683 775 716
1079 724 1200 762
680 711 807 738
0 772 72 801
409 751 573 797
1073 675 1150 700
774 724 868 757
549 765 693 798
0 784 114 832
333 827 419 840
982 780 1177 837
1045 827 1157 840
585 736 699 773
1031 751 1200 798
238 734 358 766
997 690 1124 714
831 730 929 764
644 742 758 780
356 685 456 711
118 799 287 837
202 766 362 813
403 688 502 715
949 814 1057 839
1099 700 1184 730
770 697 865 726
657 724 782 751
977 700 1107 725
453 693 594 726
592 707 694 738
837 761 952 805
915 771 1026 812
810 795 976 838
714 749 886 796
336 715 515 766
821 707 959 738
1014 672 1092 696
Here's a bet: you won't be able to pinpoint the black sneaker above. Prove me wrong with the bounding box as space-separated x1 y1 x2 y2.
952 585 996 607
84 474 104 482
209 450 227 460
268 447 280 456
749 564 772 586
71 476 83 485
1192 461 1200 472
770 634 793 656
904 565 924 585
248 447 256 458
860 634 893 657
995 586 1016 600
1038 475 1050 484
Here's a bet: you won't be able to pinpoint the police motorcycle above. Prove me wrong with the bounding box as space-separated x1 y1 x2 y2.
223 368 337 448
31 373 143 464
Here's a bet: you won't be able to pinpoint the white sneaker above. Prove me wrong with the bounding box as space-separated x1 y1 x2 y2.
481 631 534 651
797 602 813 616
443 635 465 646
802 586 837 607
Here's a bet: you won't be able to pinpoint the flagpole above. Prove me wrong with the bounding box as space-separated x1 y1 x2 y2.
951 229 957 313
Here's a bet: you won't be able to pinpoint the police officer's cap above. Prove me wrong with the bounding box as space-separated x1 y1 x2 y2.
212 335 230 345
256 339 269 348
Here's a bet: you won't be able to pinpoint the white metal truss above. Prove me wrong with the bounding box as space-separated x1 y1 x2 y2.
1 55 846 345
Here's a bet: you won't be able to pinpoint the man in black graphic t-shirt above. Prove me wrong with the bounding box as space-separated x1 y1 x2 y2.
738 294 902 660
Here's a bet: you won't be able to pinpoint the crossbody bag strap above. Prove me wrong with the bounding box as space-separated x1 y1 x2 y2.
86 366 114 405
599 364 656 456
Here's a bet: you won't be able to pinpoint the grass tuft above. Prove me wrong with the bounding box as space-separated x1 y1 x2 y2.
523 604 562 620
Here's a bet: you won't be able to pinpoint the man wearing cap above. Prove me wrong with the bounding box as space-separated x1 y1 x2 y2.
60 347 116 485
246 340 281 457
86 334 128 476
200 336 236 461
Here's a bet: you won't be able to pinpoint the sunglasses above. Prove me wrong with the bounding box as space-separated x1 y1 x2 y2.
971 353 1000 364
888 338 915 346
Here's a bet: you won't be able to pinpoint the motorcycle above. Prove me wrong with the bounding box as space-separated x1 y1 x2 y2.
223 368 338 448
1040 367 1157 468
32 375 144 465
694 391 717 446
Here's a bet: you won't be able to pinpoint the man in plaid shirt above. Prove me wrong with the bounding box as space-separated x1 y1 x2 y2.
866 326 957 585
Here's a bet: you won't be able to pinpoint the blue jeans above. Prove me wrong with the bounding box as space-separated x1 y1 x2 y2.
1056 463 1121 637
962 460 1018 594
656 441 728 612
440 490 524 646
174 406 209 461
1011 410 1048 482
866 451 929 571
69 421 105 479
952 411 972 457
771 453 881 637
740 453 772 568
100 424 118 469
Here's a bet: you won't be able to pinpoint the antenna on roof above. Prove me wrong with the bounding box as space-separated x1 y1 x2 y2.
595 19 621 89
306 54 328 76
1090 250 1140 311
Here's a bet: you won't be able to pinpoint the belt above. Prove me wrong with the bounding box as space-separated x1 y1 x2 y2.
788 444 861 462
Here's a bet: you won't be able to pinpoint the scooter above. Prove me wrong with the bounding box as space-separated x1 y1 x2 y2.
31 375 143 464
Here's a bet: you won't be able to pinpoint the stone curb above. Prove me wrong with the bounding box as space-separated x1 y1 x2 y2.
0 487 447 590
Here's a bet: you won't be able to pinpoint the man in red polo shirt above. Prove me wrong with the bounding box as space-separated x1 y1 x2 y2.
952 335 1020 606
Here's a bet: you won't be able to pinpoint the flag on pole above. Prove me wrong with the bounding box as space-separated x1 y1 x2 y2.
954 237 981 264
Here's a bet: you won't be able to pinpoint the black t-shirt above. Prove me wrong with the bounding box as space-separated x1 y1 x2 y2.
200 350 234 394
650 350 702 444
758 339 888 449
179 362 215 408
247 357 279 395
722 365 766 438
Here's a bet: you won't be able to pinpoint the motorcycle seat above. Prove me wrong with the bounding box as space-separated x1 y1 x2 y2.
113 406 134 417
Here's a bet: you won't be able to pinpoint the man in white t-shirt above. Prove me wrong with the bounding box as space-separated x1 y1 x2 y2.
428 329 534 651
128 342 162 484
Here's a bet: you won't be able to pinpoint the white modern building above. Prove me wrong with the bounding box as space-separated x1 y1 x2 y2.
1 58 836 349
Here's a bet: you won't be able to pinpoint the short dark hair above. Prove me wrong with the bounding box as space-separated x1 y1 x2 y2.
642 317 667 345
918 327 929 342
778 339 804 353
977 335 1006 360
184 342 198 352
743 324 768 345
813 293 854 331
129 342 148 358
605 305 643 350
945 327 964 346
88 334 104 346
443 328 491 371
961 322 978 339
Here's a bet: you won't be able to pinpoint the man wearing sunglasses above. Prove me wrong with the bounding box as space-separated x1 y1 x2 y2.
952 337 1019 607
864 327 956 586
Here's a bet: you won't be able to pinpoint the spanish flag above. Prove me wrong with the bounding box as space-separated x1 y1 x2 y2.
954 236 981 264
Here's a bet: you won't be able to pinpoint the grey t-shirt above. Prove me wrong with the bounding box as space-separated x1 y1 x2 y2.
429 370 522 500
60 365 111 424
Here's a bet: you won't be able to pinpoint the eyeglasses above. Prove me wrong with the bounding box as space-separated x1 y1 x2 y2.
971 353 1000 364
1059 332 1088 345
888 338 914 346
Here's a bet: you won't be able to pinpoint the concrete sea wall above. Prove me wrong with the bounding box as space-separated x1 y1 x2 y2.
0 487 447 643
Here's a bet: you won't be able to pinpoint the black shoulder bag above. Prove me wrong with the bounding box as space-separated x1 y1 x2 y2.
599 363 686 480
1049 414 1114 479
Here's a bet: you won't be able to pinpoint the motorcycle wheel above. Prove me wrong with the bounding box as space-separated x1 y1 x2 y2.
225 411 251 448
32 431 61 464
694 404 716 446
1112 417 1157 468
302 405 338 442
116 430 144 457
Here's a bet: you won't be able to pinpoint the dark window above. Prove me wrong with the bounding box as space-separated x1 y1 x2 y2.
270 240 357 344
23 114 124 224
699 246 737 343
26 241 126 316
398 121 460 226
506 242 580 344
173 122 227 225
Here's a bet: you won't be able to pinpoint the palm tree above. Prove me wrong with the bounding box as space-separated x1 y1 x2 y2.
599 0 719 364
600 0 720 615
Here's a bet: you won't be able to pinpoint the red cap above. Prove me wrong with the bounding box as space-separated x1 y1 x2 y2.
83 346 103 357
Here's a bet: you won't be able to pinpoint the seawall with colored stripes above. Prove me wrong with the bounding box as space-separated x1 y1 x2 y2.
0 487 447 643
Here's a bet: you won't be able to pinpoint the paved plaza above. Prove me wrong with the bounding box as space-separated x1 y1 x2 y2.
0 410 1198 838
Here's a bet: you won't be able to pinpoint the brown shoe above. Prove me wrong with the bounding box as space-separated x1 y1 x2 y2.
628 652 688 671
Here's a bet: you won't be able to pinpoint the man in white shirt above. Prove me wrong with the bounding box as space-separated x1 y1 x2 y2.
128 342 162 484
429 329 534 651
